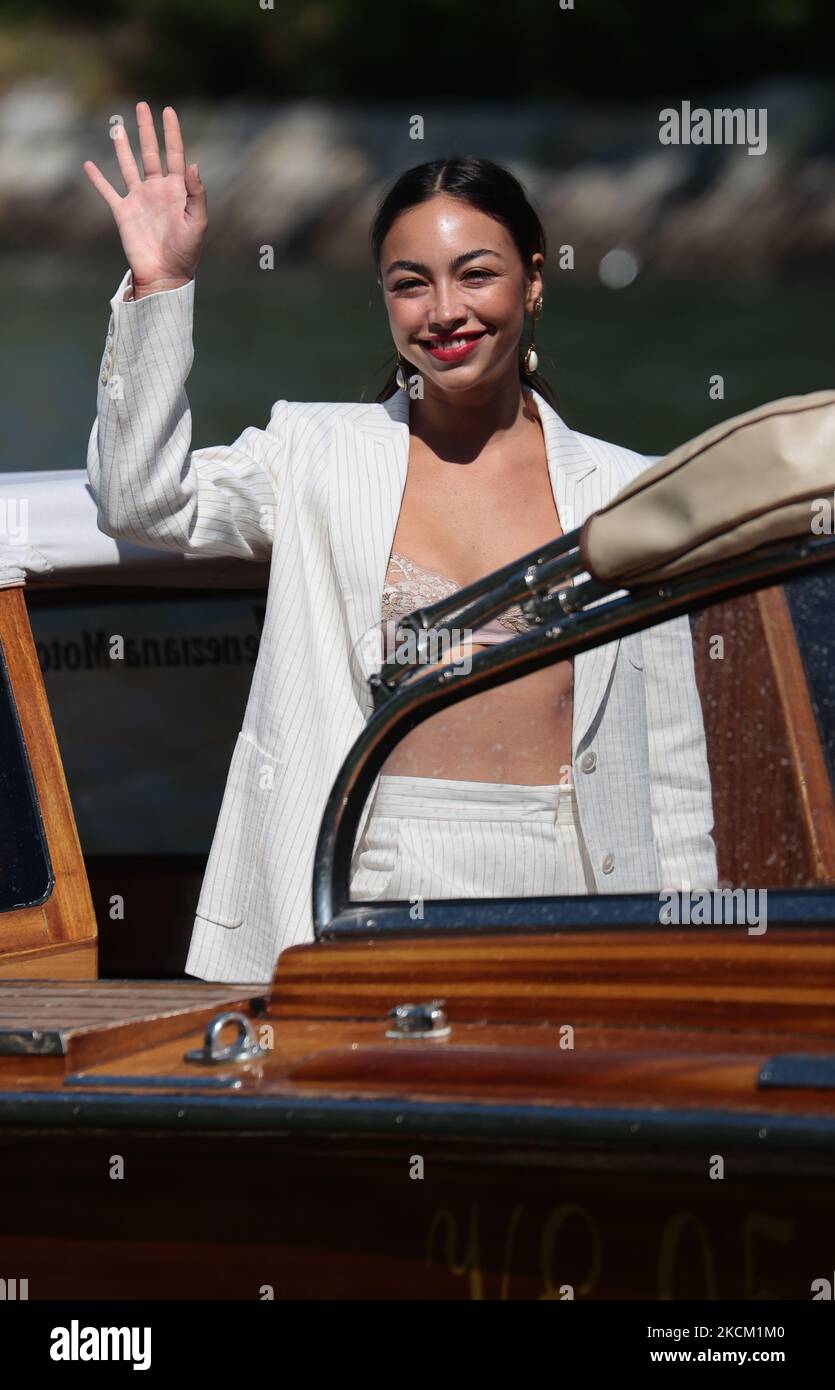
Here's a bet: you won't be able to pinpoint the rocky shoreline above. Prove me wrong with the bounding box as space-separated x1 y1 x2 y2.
1 77 833 276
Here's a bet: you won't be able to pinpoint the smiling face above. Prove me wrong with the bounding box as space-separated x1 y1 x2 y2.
379 194 544 399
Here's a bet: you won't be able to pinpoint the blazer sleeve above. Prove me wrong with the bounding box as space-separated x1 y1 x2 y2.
86 268 284 558
641 613 720 891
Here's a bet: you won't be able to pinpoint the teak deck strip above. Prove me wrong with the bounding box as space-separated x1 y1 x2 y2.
0 981 268 1071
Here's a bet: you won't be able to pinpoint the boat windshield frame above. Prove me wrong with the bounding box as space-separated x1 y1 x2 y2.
313 529 835 940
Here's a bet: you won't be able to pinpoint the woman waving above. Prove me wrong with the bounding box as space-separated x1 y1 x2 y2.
85 104 717 982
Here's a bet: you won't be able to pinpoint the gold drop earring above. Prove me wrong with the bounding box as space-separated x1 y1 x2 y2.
524 296 543 375
395 354 409 390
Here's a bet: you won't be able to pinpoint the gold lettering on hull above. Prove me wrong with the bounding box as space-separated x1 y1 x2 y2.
426 1201 601 1300
425 1203 797 1300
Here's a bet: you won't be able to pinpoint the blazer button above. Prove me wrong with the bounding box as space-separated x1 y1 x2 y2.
601 851 615 873
580 750 597 773
101 369 108 384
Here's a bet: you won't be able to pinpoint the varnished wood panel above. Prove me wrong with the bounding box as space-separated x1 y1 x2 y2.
0 939 96 981
271 929 835 1032
0 587 96 970
692 584 835 888
4 929 826 1117
758 585 835 879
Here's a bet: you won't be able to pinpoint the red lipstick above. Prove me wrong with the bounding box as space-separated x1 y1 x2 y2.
420 331 487 363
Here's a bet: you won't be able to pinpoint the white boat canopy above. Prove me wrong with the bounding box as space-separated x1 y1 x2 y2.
0 470 269 591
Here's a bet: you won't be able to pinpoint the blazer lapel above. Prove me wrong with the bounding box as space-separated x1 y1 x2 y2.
534 391 622 756
328 391 410 701
329 386 621 753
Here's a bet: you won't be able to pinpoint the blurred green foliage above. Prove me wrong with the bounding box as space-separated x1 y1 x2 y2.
0 0 832 100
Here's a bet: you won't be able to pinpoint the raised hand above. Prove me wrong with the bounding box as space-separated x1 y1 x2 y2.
83 102 207 297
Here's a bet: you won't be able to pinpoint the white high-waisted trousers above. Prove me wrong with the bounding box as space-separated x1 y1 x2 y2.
349 773 597 902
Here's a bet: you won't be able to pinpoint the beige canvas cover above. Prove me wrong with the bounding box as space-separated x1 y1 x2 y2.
580 391 835 585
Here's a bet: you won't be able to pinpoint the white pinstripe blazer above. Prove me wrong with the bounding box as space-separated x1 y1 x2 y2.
87 269 718 982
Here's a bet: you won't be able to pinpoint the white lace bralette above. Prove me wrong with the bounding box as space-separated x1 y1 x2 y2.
382 551 532 643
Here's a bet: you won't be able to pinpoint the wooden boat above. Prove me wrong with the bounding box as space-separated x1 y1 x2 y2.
1 393 835 1300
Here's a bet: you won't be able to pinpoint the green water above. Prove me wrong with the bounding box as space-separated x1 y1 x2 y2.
1 254 832 472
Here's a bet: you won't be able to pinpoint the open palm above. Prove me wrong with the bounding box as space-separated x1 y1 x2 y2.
83 102 207 292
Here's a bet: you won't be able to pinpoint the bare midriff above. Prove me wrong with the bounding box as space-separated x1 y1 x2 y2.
379 391 573 786
380 656 573 784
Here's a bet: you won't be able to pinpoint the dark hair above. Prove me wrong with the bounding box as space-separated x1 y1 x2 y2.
369 155 558 409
